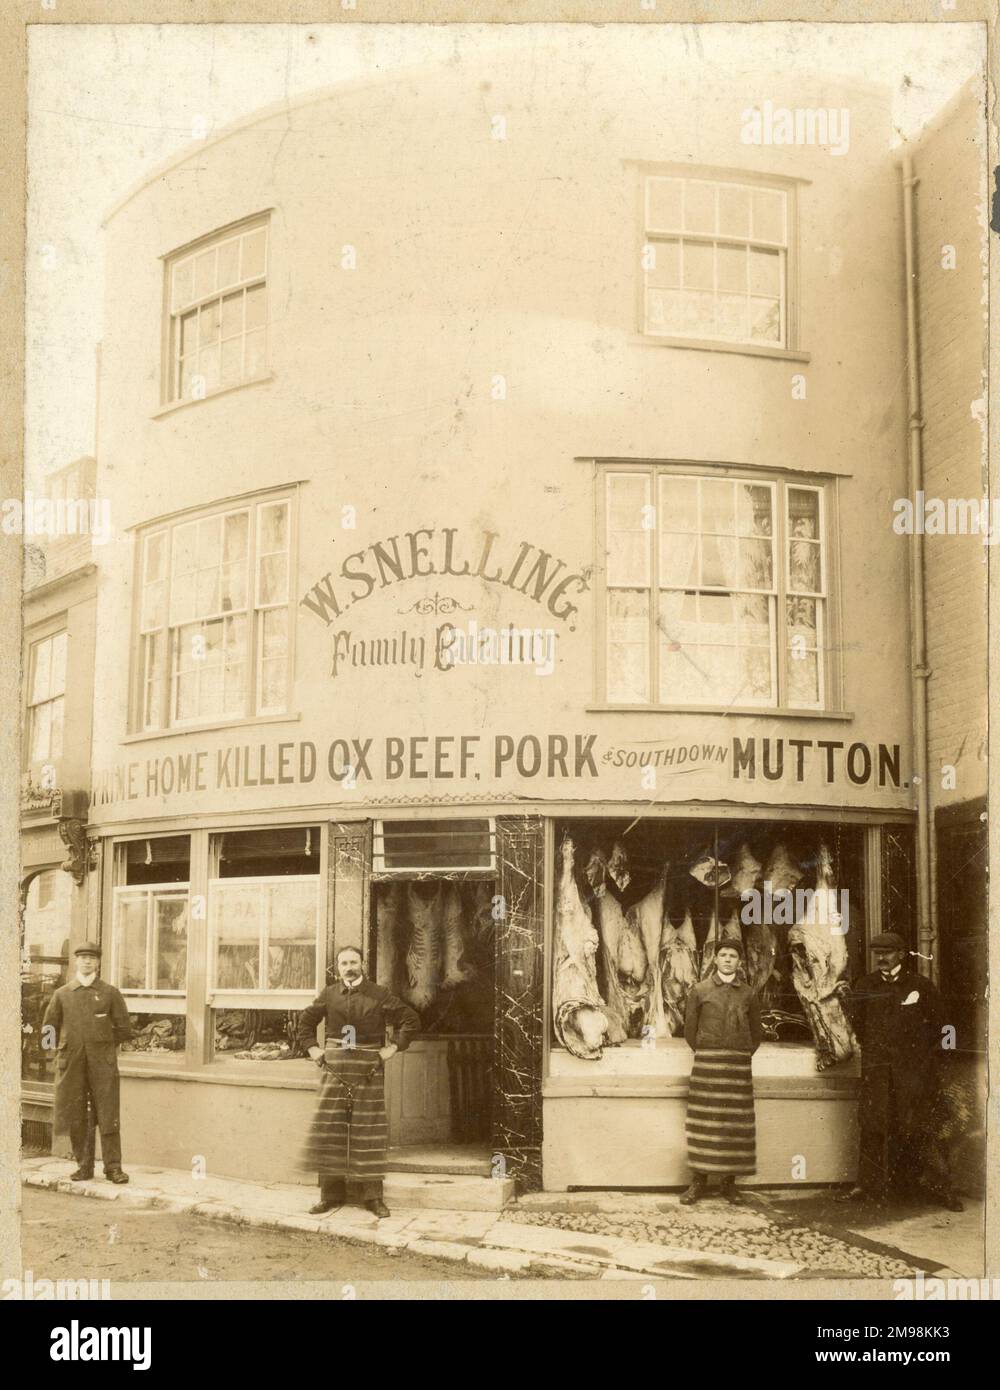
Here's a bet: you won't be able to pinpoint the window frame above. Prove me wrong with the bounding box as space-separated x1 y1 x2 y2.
161 213 270 408
26 628 68 766
109 838 191 1014
632 163 806 357
594 460 841 713
128 486 297 735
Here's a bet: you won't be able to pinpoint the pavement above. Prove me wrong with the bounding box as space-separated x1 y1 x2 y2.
20 1157 981 1282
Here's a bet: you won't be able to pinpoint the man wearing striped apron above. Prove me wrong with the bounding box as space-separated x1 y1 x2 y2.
681 941 762 1205
297 946 419 1218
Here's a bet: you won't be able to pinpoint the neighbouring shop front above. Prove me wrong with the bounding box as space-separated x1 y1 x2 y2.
92 803 913 1193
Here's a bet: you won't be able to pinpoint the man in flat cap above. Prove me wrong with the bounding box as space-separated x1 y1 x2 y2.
43 942 133 1184
840 933 962 1211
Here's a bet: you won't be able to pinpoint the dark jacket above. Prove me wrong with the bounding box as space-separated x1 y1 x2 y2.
684 975 763 1054
296 978 420 1053
848 968 944 1116
43 977 133 1135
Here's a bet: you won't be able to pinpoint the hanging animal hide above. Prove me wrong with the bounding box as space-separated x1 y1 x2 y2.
631 865 670 1037
660 909 699 1035
405 882 444 1010
552 838 610 1060
376 880 406 989
787 842 857 1071
583 850 632 1044
440 881 475 989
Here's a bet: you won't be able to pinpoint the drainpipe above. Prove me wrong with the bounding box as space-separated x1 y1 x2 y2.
901 152 936 979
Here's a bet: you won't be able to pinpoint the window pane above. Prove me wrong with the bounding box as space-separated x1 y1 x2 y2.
144 634 163 728
221 290 243 339
716 242 747 294
180 356 195 401
194 249 217 299
739 537 774 589
49 697 64 760
684 181 716 234
155 896 187 990
198 344 221 392
179 311 198 356
718 184 750 239
199 663 223 719
220 561 247 612
175 671 198 722
220 337 243 385
646 177 682 232
172 259 194 311
680 290 715 336
716 294 748 340
261 606 288 658
645 288 684 335
700 533 737 588
224 511 249 561
258 501 288 555
749 246 780 296
788 487 820 539
750 297 781 343
196 567 220 618
741 646 774 702
145 531 167 582
258 554 288 606
701 478 735 534
606 474 650 587
606 589 648 702
700 592 736 633
787 647 820 705
789 541 821 593
31 640 51 702
117 895 149 990
244 329 266 377
245 283 266 330
682 241 714 290
646 239 680 288
659 531 698 588
30 702 51 762
217 238 240 290
212 884 263 989
658 475 698 532
241 229 266 279
752 188 786 244
737 484 773 537
739 592 773 645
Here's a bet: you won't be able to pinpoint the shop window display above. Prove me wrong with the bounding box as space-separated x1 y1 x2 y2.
213 1007 304 1061
111 837 190 996
119 1013 186 1057
21 869 71 1082
552 818 866 1069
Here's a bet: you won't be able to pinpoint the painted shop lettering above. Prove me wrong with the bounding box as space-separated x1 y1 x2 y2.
731 738 901 787
300 526 589 630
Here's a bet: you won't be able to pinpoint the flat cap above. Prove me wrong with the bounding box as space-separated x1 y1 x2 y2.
869 932 906 951
73 941 102 957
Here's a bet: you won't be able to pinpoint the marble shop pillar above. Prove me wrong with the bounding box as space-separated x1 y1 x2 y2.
493 815 545 1191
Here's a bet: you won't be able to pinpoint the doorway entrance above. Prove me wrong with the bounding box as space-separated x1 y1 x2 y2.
369 874 496 1152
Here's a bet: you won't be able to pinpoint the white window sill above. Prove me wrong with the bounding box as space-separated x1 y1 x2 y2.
586 704 852 720
630 334 811 364
120 1058 318 1090
122 710 300 744
151 371 274 419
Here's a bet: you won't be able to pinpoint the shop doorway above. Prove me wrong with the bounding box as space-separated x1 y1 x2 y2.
368 820 497 1159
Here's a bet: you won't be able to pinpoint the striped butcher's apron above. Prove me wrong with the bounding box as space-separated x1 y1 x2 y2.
685 1049 757 1176
301 1043 387 1199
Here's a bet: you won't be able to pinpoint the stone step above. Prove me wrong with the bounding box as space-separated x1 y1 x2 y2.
385 1145 492 1177
383 1170 514 1212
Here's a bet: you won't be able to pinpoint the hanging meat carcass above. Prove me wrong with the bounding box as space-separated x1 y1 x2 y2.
552 837 611 1060
660 908 699 1035
583 850 632 1044
723 842 762 899
440 881 475 989
699 909 721 979
630 865 670 1038
405 882 444 1011
744 917 778 1003
606 841 631 893
787 842 857 1071
720 906 748 983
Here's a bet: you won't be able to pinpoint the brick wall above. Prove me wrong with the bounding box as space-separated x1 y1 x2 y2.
913 82 988 813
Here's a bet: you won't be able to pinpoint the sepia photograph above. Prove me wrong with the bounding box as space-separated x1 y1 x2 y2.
4 10 995 1327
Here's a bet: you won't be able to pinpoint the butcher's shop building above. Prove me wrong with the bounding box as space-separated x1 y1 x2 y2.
74 52 986 1197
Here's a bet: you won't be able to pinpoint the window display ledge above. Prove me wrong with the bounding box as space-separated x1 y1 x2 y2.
120 1060 318 1091
545 1042 859 1100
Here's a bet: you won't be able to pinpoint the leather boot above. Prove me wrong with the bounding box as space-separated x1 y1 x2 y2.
719 1176 744 1205
104 1168 129 1185
367 1199 391 1219
679 1174 707 1205
70 1166 94 1182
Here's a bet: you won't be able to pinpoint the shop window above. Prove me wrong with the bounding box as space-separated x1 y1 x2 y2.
111 836 190 1003
551 818 866 1065
27 631 67 764
133 489 292 730
164 215 269 405
21 869 71 1083
119 1013 186 1057
214 1008 303 1061
373 819 495 875
640 171 796 349
600 466 831 709
208 826 321 1007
